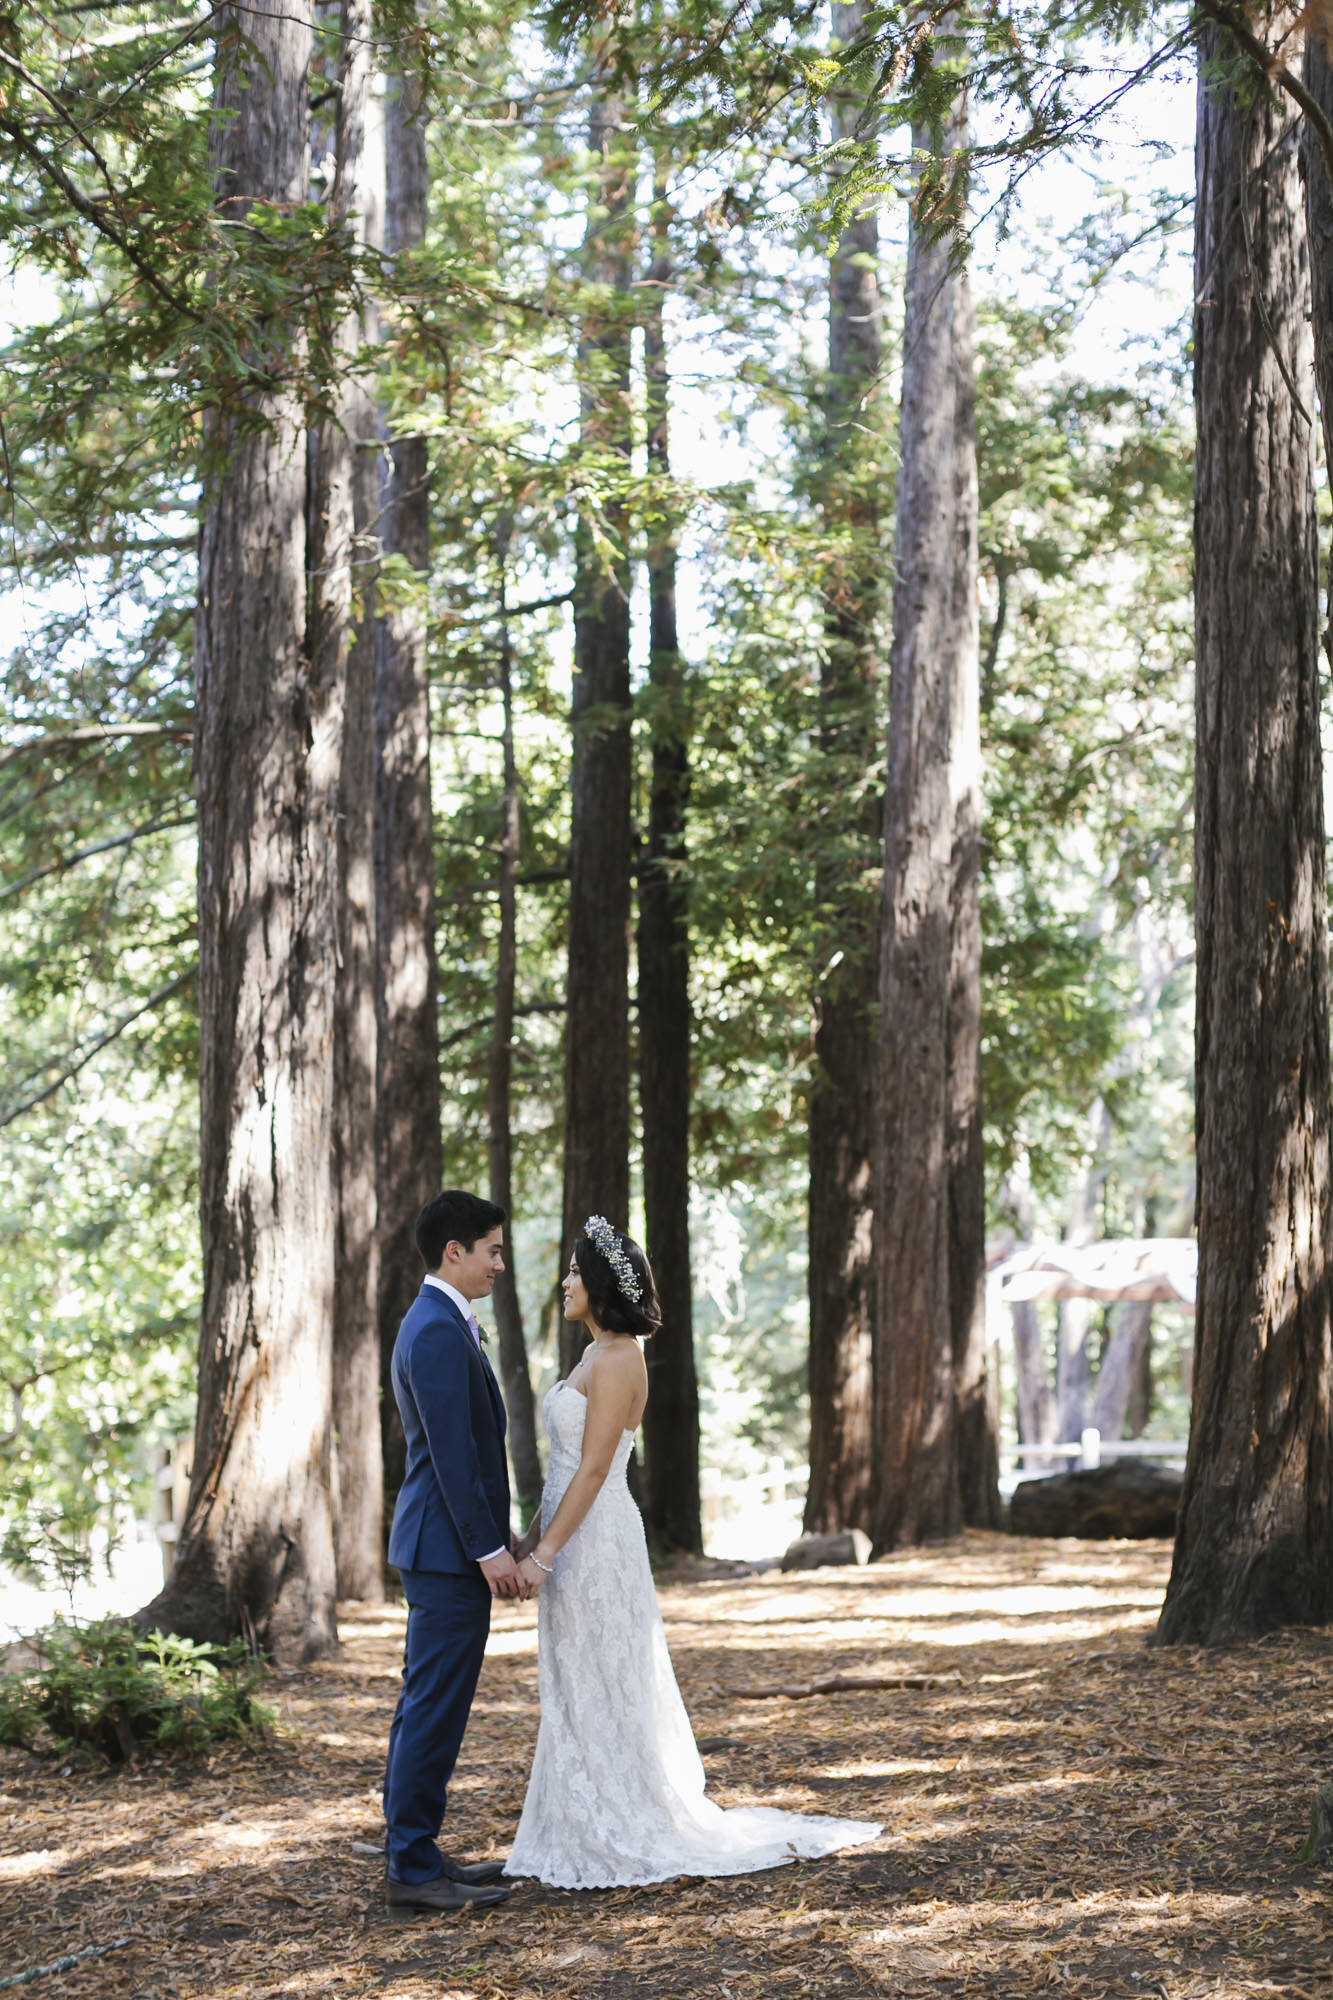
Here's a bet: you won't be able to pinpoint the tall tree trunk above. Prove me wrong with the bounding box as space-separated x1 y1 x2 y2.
1054 1128 1103 1440
375 51 442 1507
805 0 880 1540
944 232 1000 1526
490 559 543 1522
141 4 338 1660
1012 1300 1058 1464
1091 1301 1153 1442
1005 1160 1058 1465
1307 38 1333 441
1124 1315 1153 1438
311 0 385 1604
560 89 634 1375
638 172 701 1554
873 71 993 1551
1156 15 1333 1644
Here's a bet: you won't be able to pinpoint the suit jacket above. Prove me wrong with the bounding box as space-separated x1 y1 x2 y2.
386 1282 511 1574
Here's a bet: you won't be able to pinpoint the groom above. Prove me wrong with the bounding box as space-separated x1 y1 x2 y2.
382 1189 527 1915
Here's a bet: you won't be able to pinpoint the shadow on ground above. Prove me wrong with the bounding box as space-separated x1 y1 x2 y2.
2 1532 1330 1998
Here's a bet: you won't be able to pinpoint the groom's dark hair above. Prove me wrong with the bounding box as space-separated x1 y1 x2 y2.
416 1190 506 1271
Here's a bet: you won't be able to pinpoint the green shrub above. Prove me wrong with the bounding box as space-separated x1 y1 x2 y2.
0 1620 274 1762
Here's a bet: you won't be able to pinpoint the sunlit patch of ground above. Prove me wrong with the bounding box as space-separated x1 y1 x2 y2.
1 1531 1329 1998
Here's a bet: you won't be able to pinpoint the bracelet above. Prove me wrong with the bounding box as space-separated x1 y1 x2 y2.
528 1551 554 1574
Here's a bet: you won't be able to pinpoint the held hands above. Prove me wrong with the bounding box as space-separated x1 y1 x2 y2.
479 1542 551 1599
516 1554 550 1595
478 1550 527 1599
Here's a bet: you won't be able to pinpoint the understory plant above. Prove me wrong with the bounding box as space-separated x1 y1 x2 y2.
0 1620 273 1762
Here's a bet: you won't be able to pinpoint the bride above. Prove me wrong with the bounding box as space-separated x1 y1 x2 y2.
503 1215 880 1891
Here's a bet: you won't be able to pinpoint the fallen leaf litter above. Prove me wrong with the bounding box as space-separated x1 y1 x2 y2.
1 1531 1329 1999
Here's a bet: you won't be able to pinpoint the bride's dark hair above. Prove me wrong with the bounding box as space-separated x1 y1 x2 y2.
572 1224 663 1338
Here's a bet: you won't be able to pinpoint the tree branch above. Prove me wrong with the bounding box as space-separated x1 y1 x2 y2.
440 866 569 902
445 589 576 628
1194 0 1333 199
439 1000 566 1051
0 812 194 900
0 723 194 769
0 973 192 1130
734 1670 963 1700
0 103 196 320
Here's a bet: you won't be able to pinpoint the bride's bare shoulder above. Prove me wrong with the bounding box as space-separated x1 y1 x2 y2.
600 1334 647 1380
587 1336 648 1409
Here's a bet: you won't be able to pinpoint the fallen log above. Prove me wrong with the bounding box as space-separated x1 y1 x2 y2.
781 1530 871 1571
1008 1459 1182 1539
733 1671 962 1700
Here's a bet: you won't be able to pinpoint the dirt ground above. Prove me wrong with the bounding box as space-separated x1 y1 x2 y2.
1 1531 1330 1999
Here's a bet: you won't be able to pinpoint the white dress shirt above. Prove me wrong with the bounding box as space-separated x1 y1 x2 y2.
422 1274 506 1564
423 1273 480 1333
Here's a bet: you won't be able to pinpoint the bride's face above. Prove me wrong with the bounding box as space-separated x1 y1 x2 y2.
562 1253 591 1324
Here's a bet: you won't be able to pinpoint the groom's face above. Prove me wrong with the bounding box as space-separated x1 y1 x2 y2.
444 1225 505 1302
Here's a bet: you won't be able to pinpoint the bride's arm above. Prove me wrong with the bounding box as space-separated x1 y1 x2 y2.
513 1516 541 1561
528 1350 641 1568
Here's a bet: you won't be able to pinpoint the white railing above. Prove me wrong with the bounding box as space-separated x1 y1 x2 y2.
1001 1428 1188 1475
699 1458 807 1560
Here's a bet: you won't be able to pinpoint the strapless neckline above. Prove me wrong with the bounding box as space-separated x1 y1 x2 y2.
551 1377 636 1437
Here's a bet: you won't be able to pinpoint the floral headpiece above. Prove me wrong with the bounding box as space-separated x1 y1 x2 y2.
582 1214 643 1303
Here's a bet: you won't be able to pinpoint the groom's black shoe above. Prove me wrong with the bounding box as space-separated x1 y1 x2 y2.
441 1855 508 1886
385 1871 510 1918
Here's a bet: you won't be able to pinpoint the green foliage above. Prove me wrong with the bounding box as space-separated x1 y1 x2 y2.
0 1620 272 1762
0 0 1200 1530
974 287 1194 1218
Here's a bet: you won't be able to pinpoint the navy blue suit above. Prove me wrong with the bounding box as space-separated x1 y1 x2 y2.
383 1281 511 1883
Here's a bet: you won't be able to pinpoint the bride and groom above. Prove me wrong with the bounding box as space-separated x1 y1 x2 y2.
381 1187 879 1913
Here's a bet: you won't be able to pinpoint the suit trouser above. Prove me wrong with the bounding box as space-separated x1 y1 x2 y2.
383 1566 492 1883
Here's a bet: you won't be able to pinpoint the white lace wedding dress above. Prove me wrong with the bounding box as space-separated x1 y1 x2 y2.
503 1380 881 1890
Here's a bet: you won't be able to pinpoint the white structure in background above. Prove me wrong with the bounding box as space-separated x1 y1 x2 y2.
701 1455 804 1562
0 1513 163 1647
988 1238 1197 1312
0 1441 193 1646
987 1238 1196 1490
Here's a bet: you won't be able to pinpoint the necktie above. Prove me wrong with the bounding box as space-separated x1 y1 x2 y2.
466 1312 483 1350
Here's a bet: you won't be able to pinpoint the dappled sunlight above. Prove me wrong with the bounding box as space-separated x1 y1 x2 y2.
1 1537 1328 1998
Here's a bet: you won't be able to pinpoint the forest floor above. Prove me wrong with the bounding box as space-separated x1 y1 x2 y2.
1 1531 1330 2000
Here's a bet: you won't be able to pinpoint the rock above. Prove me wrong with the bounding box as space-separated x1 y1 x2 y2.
1299 1779 1333 1863
1009 1460 1182 1540
781 1529 872 1571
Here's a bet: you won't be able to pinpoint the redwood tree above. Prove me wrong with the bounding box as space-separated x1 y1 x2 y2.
374 52 442 1501
873 69 998 1550
141 3 338 1659
560 89 634 1373
1156 16 1333 1644
490 561 544 1522
312 0 385 1603
805 0 881 1540
638 172 701 1553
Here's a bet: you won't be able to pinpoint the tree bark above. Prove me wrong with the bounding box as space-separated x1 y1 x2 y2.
1090 1301 1153 1442
311 0 384 1604
141 4 339 1660
873 73 995 1550
1005 1162 1058 1466
638 173 701 1554
490 561 544 1523
1307 38 1333 458
1156 16 1333 1644
559 88 634 1375
375 49 442 1507
1012 1299 1058 1466
1054 1105 1108 1440
942 167 1000 1531
805 0 880 1541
